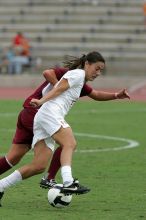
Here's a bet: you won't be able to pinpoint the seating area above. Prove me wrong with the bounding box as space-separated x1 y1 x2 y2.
0 0 145 75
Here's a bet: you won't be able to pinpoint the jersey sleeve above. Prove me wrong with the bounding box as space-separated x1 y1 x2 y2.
80 84 93 97
53 67 68 80
63 69 85 88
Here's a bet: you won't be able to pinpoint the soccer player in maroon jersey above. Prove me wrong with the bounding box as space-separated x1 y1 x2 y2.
0 63 129 189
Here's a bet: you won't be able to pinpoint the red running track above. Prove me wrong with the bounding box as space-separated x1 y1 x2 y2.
0 87 145 101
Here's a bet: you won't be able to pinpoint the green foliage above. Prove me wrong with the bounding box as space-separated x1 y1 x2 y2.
0 100 146 220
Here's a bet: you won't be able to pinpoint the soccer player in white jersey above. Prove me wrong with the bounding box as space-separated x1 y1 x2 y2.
31 51 105 195
0 51 129 205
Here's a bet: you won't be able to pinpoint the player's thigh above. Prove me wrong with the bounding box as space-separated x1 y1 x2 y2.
52 127 76 148
32 140 53 168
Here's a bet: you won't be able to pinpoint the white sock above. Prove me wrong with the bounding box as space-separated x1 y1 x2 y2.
61 166 73 186
0 170 22 192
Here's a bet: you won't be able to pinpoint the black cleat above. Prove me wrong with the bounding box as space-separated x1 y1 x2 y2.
0 191 4 207
73 178 79 185
61 180 90 195
40 177 57 189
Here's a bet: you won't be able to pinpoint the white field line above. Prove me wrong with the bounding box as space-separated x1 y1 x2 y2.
71 109 146 114
0 113 17 117
0 108 146 118
74 132 139 153
0 129 139 155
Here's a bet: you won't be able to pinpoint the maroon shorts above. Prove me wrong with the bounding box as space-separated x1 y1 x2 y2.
12 108 36 147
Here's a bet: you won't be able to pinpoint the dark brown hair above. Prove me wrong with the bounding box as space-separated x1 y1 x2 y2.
63 51 105 70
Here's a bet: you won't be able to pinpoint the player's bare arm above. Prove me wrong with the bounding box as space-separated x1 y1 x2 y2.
30 78 69 107
43 69 58 85
88 88 130 101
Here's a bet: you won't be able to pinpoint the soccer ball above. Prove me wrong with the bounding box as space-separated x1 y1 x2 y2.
47 184 72 208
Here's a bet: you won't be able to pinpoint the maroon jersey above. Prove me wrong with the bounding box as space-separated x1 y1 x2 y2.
13 67 92 146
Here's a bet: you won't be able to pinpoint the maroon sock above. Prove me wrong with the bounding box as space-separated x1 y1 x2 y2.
47 146 62 180
0 156 12 175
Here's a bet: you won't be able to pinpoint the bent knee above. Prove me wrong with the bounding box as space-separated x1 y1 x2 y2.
72 140 77 150
63 140 77 151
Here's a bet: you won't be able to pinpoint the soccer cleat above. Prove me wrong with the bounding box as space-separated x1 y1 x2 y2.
73 178 79 185
61 180 90 195
40 177 57 189
0 191 4 207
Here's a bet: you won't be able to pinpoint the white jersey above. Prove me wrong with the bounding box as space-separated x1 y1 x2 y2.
39 69 85 117
32 69 85 150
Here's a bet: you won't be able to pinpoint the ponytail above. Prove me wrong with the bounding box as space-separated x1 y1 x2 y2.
63 54 87 70
63 51 105 70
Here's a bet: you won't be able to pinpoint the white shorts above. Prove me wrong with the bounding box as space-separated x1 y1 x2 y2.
32 111 70 151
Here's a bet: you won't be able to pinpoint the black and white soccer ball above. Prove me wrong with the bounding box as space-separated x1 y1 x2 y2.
47 184 72 208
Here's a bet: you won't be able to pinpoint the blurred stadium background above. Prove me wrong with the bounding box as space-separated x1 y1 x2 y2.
0 0 146 97
0 1 146 218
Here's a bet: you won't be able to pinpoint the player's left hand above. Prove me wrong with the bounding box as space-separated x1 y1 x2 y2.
116 89 130 99
30 98 42 107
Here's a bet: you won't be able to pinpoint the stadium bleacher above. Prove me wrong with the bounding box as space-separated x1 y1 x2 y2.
0 0 145 75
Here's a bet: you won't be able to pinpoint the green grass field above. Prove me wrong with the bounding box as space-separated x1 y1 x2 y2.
0 99 146 220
